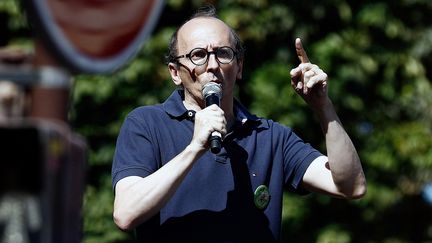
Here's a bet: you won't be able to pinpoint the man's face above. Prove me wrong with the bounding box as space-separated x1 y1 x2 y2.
169 17 243 108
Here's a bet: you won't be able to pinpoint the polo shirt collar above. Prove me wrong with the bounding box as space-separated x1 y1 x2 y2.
162 89 188 118
162 89 268 129
233 99 259 124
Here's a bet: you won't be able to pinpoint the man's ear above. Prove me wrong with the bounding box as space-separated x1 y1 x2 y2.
168 63 182 86
236 59 243 80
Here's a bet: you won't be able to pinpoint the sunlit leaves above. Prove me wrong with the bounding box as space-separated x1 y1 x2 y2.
0 0 26 29
316 225 351 243
246 62 307 126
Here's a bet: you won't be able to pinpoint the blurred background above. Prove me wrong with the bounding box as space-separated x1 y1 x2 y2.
1 0 431 242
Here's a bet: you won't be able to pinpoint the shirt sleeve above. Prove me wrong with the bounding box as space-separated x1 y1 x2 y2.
111 111 159 190
282 127 323 193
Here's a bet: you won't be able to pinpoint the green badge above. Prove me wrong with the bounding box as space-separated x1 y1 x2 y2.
254 185 270 210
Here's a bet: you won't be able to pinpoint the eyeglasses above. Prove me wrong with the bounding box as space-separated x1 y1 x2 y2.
174 46 237 66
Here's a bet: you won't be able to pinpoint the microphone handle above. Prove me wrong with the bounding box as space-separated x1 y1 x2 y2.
205 93 221 154
210 132 222 154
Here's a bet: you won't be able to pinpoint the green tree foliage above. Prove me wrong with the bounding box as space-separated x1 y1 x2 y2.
2 0 431 242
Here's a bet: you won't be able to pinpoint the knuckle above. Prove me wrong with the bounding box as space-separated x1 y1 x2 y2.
304 70 314 78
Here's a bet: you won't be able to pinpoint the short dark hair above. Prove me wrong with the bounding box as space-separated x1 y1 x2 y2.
165 4 245 65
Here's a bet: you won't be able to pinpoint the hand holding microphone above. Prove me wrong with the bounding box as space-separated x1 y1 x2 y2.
202 82 223 154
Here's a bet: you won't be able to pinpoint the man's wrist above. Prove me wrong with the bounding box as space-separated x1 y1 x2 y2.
186 142 206 156
313 97 334 117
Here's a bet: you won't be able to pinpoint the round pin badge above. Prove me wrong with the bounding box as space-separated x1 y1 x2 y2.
254 185 270 210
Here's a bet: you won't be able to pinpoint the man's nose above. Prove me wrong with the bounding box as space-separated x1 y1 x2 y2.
206 53 219 70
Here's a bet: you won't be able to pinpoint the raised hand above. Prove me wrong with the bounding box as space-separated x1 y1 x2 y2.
290 38 329 109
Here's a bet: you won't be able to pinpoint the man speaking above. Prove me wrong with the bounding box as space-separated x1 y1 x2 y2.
111 5 366 242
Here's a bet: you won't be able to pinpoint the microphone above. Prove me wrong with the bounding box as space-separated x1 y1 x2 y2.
202 82 222 154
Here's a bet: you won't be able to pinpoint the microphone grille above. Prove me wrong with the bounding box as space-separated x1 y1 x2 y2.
202 82 222 98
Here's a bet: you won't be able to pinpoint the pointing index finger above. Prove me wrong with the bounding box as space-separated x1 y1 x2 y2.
295 38 310 63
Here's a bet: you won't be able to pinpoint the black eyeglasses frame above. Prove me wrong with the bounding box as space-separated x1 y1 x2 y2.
174 46 237 66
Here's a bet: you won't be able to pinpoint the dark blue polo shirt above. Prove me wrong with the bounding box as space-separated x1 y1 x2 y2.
112 89 323 242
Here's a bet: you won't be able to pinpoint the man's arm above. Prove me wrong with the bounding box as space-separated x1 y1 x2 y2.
290 38 366 199
113 104 227 230
113 143 205 230
302 99 366 199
